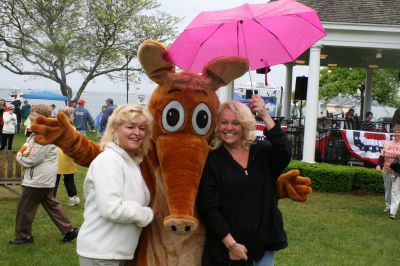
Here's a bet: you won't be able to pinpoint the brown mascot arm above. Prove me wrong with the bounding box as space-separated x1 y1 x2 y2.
277 169 312 202
31 112 102 167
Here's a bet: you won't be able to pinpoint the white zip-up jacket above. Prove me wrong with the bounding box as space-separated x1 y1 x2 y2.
2 111 17 134
16 134 58 188
77 143 153 260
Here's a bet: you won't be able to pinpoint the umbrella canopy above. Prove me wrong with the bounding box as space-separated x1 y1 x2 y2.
22 90 68 101
166 0 326 73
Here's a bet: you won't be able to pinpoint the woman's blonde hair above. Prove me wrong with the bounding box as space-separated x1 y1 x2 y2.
30 105 52 117
211 100 256 149
100 105 153 157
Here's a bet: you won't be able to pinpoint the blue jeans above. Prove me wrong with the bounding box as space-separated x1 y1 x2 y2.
246 251 275 266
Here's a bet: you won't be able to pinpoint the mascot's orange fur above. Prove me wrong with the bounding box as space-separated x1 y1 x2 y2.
32 40 311 266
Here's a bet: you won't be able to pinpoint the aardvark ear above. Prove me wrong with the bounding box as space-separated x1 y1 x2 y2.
138 40 176 84
203 56 249 90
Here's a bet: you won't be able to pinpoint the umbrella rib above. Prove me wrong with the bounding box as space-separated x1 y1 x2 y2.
292 13 327 36
236 21 240 56
189 24 225 71
239 20 255 91
239 20 250 60
253 18 295 62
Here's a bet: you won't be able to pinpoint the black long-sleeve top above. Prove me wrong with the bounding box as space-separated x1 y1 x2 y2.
196 123 291 266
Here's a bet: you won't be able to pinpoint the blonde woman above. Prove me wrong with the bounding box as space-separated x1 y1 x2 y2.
53 107 80 206
77 105 154 265
197 95 291 266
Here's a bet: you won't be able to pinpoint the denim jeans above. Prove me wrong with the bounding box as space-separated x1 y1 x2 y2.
246 251 275 266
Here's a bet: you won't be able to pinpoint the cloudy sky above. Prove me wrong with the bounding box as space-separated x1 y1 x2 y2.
0 0 308 94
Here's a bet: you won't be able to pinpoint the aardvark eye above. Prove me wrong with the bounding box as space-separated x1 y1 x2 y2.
162 100 185 132
192 103 211 136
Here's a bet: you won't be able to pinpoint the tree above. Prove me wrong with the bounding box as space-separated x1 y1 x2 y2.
0 0 180 102
319 67 400 108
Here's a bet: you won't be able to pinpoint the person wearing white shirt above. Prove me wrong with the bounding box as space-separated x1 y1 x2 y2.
77 105 154 265
1 104 17 150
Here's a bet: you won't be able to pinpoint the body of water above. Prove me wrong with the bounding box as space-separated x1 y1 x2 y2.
0 88 151 120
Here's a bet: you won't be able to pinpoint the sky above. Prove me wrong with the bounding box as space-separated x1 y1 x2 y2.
0 0 309 95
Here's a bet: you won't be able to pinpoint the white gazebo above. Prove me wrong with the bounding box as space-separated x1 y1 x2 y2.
280 0 400 162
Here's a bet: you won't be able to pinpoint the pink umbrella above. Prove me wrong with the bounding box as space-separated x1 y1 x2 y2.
166 0 326 73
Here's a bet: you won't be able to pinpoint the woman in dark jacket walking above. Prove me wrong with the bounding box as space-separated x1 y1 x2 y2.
196 95 291 266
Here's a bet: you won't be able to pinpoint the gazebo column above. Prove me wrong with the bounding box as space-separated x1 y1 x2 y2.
302 44 322 163
219 81 234 102
364 69 373 116
282 63 294 120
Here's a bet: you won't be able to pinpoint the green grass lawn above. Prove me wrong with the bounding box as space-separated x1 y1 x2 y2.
1 132 399 265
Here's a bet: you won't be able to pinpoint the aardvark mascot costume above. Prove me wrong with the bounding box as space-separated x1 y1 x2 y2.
32 40 311 266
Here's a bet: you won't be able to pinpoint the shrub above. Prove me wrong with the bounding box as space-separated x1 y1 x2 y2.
286 160 383 193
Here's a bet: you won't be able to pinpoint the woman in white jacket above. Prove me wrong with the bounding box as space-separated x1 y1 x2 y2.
1 104 17 150
77 105 154 266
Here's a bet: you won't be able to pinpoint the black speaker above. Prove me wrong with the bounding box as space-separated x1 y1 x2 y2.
245 89 258 99
294 76 308 100
256 67 271 74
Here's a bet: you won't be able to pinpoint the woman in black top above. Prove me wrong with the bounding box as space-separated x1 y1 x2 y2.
344 108 360 130
197 94 291 266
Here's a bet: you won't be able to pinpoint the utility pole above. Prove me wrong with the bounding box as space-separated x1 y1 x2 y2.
125 52 130 104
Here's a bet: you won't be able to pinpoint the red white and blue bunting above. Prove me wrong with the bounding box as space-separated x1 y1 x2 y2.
340 130 393 164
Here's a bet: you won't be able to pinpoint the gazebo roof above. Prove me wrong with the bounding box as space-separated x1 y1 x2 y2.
277 0 400 69
298 0 400 25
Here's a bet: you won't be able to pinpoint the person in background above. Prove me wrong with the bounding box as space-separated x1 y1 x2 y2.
0 99 9 144
50 104 57 118
24 116 32 137
12 99 22 133
69 100 77 109
9 104 78 245
21 100 31 131
196 95 291 266
361 111 375 132
74 99 94 136
99 98 116 137
77 105 154 265
1 104 17 150
392 107 400 129
376 124 400 220
361 111 378 167
94 105 107 138
54 107 80 207
344 108 360 130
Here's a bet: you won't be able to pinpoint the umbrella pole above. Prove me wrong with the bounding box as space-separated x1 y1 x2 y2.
247 68 255 95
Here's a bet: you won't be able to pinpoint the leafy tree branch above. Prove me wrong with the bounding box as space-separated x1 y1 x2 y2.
0 0 180 102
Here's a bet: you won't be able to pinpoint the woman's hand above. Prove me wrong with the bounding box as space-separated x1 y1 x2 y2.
376 165 381 171
223 234 248 261
228 243 248 261
249 94 275 130
249 94 267 116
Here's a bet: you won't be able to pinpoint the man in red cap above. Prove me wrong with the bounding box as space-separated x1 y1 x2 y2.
74 99 94 136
